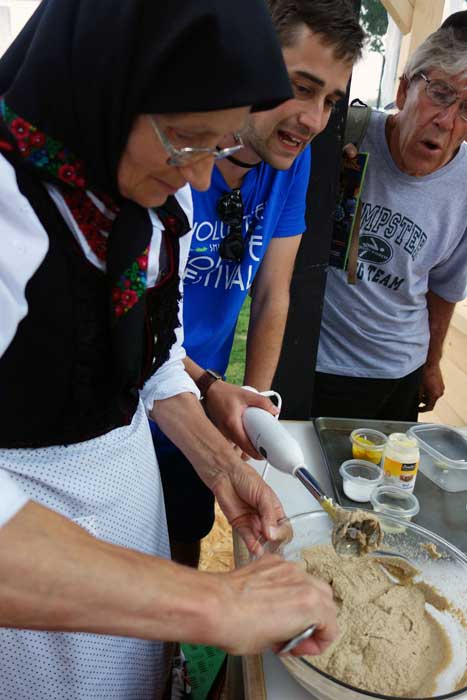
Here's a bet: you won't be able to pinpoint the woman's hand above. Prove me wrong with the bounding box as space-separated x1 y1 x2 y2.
210 459 285 553
204 380 278 458
212 554 338 656
152 391 285 550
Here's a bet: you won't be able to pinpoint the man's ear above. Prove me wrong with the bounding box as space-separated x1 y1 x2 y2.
396 75 409 111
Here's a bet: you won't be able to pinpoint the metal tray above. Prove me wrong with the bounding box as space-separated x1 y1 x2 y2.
314 417 467 554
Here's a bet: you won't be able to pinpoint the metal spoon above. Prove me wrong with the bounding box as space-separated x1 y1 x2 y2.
295 467 383 555
279 624 317 654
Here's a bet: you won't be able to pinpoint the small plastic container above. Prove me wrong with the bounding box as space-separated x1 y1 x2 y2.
408 423 467 493
339 459 384 502
370 485 420 533
349 428 387 465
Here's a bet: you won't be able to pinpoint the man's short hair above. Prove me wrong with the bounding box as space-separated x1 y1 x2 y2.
267 0 365 63
404 24 467 82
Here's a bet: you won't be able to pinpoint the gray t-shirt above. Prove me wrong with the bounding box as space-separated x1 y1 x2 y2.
317 110 467 379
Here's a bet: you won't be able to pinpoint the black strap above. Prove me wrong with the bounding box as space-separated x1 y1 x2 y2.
226 154 262 169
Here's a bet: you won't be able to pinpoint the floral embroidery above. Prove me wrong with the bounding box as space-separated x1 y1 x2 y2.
112 249 149 317
1 100 89 188
0 98 150 320
157 207 185 237
63 188 113 261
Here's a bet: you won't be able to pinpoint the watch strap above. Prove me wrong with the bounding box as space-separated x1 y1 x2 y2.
196 369 222 399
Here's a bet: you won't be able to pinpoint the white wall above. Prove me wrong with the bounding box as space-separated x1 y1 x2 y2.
0 1 40 57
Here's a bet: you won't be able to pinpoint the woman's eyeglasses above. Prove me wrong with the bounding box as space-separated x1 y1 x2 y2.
149 117 245 166
415 73 467 122
217 188 247 262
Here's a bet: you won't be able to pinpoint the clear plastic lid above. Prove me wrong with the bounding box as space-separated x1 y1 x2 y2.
387 432 418 449
349 428 387 448
340 459 383 483
370 485 420 518
408 424 467 468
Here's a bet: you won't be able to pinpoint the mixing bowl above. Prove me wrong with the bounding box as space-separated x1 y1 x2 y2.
263 510 467 700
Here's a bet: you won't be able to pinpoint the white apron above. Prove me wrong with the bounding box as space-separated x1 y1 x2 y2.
0 400 171 700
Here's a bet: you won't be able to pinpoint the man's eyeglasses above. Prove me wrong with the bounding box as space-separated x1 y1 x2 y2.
415 73 467 122
217 188 246 263
149 117 245 166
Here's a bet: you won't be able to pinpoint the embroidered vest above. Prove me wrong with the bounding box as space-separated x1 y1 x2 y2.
0 161 149 447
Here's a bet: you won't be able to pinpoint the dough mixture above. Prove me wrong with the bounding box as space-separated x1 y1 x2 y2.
330 504 382 554
301 544 452 697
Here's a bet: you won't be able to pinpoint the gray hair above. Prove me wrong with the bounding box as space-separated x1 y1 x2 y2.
404 26 467 81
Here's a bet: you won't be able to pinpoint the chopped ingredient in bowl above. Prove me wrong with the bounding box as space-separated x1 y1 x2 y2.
352 436 382 463
421 542 444 560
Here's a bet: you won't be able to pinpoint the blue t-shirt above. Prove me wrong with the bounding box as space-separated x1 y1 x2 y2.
183 147 311 374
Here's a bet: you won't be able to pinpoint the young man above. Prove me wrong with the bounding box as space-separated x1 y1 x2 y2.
312 18 467 422
152 0 365 566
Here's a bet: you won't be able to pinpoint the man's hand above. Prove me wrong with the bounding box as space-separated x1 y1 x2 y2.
343 142 358 160
419 362 445 412
204 381 278 457
215 554 338 656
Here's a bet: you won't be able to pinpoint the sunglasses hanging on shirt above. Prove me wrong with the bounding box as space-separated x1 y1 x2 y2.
217 188 259 263
217 188 244 262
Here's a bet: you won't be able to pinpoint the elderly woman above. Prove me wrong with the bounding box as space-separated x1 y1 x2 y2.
0 0 338 698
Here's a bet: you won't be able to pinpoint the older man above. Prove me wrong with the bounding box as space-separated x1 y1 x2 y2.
312 19 467 422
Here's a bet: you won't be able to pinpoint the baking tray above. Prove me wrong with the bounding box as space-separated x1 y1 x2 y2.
314 417 467 554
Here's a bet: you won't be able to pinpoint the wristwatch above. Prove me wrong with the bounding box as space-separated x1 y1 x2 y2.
196 369 223 399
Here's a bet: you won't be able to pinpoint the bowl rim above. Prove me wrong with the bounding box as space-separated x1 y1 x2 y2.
271 510 467 700
340 459 384 483
350 427 388 447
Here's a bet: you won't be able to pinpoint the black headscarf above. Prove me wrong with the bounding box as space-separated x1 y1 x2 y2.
441 10 467 41
0 0 292 406
0 0 292 193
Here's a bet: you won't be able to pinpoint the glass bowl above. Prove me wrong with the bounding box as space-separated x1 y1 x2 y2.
339 459 383 502
262 510 467 700
350 428 387 464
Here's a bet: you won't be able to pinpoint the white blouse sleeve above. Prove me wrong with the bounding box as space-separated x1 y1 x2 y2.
0 155 49 358
0 471 29 527
140 185 200 413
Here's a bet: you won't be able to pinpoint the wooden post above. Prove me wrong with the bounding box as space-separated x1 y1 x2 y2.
395 0 446 77
381 0 415 34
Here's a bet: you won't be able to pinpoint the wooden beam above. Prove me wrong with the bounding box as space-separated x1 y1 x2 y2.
381 0 414 34
396 0 445 78
409 0 444 52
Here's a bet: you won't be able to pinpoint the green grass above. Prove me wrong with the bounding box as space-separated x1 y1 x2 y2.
225 297 251 385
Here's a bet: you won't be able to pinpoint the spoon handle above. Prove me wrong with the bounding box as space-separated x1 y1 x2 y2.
295 467 326 502
279 624 317 654
295 467 337 519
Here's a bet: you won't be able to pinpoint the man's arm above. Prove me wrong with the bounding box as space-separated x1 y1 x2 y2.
0 499 338 656
244 235 302 391
419 290 456 412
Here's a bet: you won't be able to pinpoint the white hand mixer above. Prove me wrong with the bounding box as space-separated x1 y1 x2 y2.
241 394 382 653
